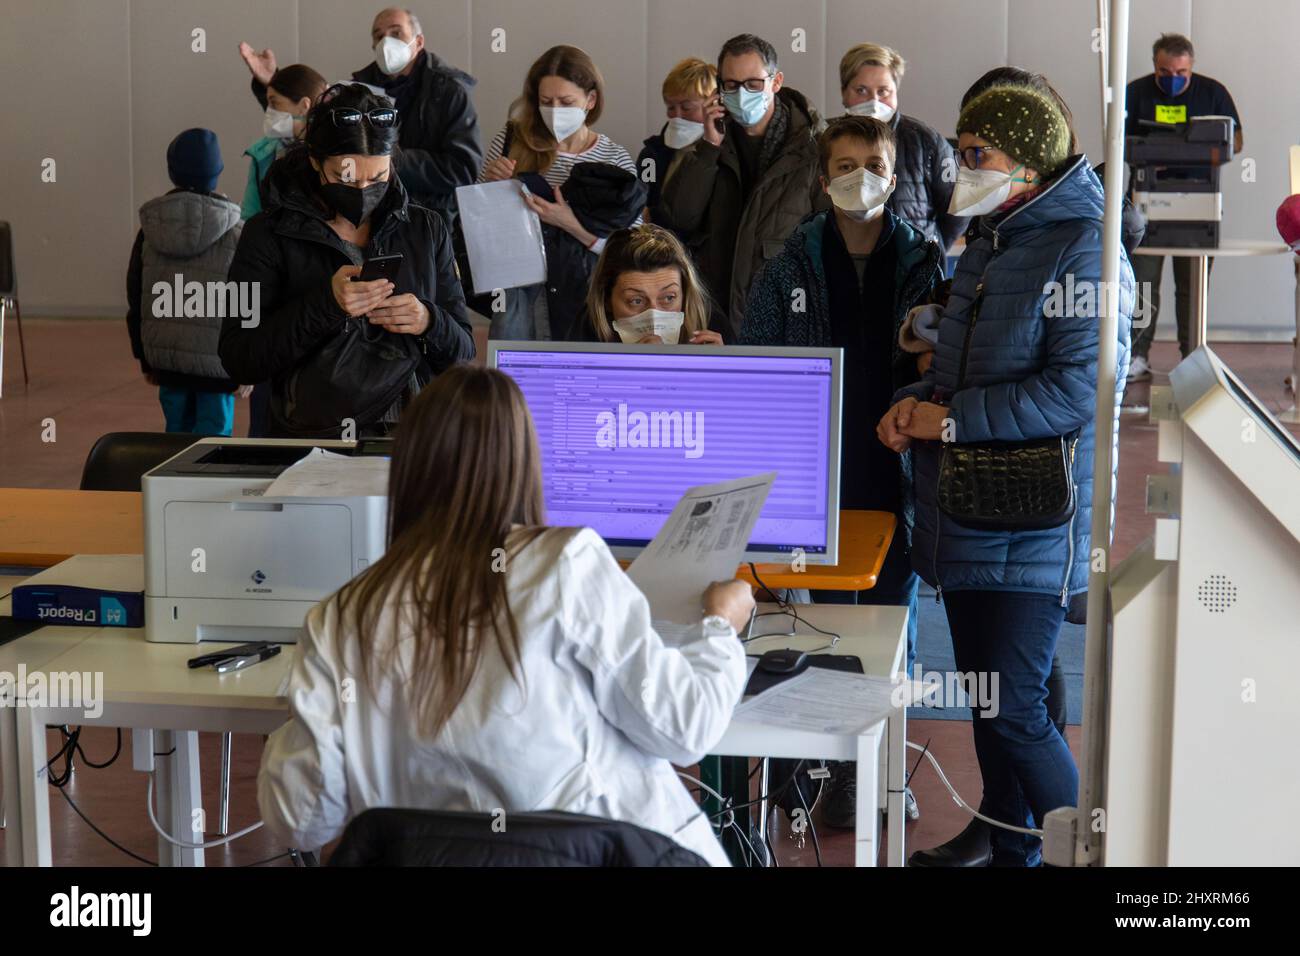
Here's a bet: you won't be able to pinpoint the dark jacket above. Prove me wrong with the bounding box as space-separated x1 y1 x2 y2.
329 808 708 867
657 87 823 340
887 113 968 251
523 163 646 338
637 128 676 222
252 52 482 220
742 208 943 538
219 150 474 438
895 155 1134 600
126 187 241 392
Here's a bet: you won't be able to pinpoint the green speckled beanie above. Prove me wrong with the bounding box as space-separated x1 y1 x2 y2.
957 83 1071 176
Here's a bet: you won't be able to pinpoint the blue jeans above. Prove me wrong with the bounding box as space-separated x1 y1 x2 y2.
158 386 234 436
943 589 1076 867
812 532 919 677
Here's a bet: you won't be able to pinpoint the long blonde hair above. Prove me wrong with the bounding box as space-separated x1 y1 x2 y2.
585 225 713 343
337 365 548 737
507 45 605 175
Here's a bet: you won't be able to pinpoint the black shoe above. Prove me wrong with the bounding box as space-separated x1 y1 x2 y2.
820 761 856 829
907 818 992 867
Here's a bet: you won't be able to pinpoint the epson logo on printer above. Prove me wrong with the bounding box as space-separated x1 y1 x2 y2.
38 606 95 623
246 569 271 594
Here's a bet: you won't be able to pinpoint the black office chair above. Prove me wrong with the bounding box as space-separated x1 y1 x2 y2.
78 432 198 491
0 220 31 396
328 808 710 867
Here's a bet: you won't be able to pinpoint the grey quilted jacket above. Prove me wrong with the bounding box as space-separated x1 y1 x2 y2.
131 190 242 383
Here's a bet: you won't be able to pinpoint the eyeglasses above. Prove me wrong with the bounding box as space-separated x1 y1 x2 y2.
719 74 773 94
316 83 399 128
330 107 398 129
959 145 1004 170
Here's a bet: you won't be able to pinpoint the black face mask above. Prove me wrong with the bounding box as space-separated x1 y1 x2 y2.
319 178 389 226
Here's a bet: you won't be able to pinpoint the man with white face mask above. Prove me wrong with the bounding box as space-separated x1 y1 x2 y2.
239 7 481 229
742 116 944 833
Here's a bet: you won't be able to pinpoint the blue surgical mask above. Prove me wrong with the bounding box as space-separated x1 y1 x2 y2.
1157 74 1189 96
722 84 771 128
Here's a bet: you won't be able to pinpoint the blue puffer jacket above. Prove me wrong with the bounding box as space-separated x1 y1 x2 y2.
894 155 1133 602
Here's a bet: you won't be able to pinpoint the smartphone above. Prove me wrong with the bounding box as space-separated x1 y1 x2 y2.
353 253 404 283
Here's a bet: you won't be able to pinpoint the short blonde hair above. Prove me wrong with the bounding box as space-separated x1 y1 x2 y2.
839 43 906 91
662 57 717 102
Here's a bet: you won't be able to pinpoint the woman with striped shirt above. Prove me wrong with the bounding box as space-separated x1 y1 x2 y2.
479 45 641 340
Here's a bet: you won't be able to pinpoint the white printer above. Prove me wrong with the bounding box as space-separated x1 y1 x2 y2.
142 437 389 644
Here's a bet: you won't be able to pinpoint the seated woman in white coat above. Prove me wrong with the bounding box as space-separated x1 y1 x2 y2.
257 364 754 865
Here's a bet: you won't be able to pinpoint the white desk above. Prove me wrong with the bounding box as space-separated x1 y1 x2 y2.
2 602 908 868
1131 239 1290 352
717 602 909 867
1 626 292 867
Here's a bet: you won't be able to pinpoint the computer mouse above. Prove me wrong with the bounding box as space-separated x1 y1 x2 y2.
757 648 809 675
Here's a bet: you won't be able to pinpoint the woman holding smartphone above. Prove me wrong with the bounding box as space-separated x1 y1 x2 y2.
221 83 473 439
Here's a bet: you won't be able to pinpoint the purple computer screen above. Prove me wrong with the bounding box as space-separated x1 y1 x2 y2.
494 349 835 555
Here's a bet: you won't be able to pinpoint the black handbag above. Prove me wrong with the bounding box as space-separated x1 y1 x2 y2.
271 317 421 438
936 280 1078 532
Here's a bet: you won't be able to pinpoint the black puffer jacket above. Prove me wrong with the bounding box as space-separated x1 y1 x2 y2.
219 149 474 438
252 52 482 221
887 113 968 251
522 163 646 335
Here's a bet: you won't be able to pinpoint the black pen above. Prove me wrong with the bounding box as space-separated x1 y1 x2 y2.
213 645 281 674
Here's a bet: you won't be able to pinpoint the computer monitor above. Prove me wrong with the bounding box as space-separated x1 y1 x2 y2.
488 342 842 564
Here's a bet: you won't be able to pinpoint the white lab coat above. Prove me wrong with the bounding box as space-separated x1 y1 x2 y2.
257 525 746 866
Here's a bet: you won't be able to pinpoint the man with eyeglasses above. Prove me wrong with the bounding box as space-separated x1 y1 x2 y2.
239 7 482 230
658 34 823 340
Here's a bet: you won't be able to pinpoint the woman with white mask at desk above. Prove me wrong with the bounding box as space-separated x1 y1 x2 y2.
258 365 754 865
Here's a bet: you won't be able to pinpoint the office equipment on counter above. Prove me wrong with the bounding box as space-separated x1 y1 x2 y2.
1127 115 1234 247
490 342 843 564
142 438 390 644
11 554 143 628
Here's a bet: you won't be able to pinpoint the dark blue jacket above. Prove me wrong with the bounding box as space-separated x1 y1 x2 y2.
895 155 1134 601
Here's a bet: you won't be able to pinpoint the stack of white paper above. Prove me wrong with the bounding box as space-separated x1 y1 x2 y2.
733 668 936 735
262 448 389 498
454 180 547 294
626 473 775 643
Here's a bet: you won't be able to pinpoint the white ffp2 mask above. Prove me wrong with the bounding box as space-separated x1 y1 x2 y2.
827 167 894 222
263 107 296 139
374 36 415 76
542 106 588 143
948 165 1028 217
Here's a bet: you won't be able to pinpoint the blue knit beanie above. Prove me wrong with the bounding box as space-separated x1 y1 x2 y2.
167 128 223 192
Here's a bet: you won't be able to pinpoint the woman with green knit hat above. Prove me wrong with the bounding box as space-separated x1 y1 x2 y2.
878 81 1135 867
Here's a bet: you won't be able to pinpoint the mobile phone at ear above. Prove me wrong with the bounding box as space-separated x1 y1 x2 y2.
353 253 404 282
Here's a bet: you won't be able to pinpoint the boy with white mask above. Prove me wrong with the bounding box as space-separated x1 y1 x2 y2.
238 7 481 231
743 116 943 830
